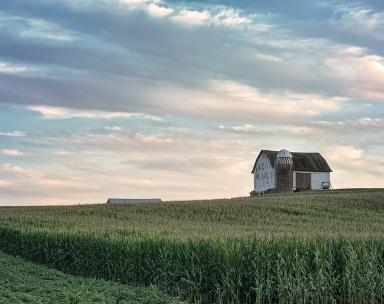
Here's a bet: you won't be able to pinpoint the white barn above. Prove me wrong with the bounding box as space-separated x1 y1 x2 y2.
106 198 162 205
251 149 332 195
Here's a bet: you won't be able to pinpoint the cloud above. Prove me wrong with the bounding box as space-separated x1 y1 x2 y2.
196 79 344 120
2 163 43 179
322 47 384 100
327 145 364 161
171 7 251 27
0 62 30 74
212 8 252 27
0 0 381 122
1 149 25 157
117 0 252 27
0 180 12 188
353 117 384 127
337 9 384 32
0 0 383 204
104 126 123 131
27 105 163 120
171 9 211 26
313 117 384 130
20 19 77 42
117 0 174 17
324 145 384 177
0 11 77 43
146 3 174 17
1 119 383 203
253 53 283 62
54 150 73 156
0 127 254 202
0 131 26 137
218 124 317 136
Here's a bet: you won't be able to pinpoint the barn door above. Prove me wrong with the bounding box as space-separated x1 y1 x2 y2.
296 173 311 190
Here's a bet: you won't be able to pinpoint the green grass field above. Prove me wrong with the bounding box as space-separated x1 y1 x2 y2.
1 189 384 303
0 251 184 304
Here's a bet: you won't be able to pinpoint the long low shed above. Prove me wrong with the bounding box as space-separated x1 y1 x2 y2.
106 198 162 205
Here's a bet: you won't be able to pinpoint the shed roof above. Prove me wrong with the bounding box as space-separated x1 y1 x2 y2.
251 150 332 173
106 198 162 205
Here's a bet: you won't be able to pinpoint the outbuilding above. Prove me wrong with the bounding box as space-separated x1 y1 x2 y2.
106 198 162 205
251 149 332 195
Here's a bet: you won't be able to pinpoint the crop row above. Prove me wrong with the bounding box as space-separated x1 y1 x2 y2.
0 251 184 304
1 227 384 303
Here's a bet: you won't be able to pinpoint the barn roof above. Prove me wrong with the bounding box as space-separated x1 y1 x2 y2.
106 198 162 205
251 150 332 173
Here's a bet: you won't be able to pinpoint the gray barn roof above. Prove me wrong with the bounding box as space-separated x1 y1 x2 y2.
251 150 332 173
106 198 162 205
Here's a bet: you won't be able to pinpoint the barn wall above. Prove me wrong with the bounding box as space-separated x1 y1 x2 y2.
311 172 330 189
293 171 330 190
253 153 275 193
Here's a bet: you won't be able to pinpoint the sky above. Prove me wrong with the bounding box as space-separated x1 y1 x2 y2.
0 0 383 205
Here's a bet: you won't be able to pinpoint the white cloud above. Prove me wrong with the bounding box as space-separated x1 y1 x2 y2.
54 150 73 156
118 0 160 6
2 163 43 179
1 0 384 204
1 149 25 157
0 180 12 188
324 145 384 178
172 9 210 26
353 117 384 127
314 117 384 129
104 126 123 131
218 124 317 136
172 7 252 27
338 9 384 32
0 128 255 202
118 0 173 18
218 124 256 133
253 53 283 62
0 131 26 137
0 13 77 43
323 47 384 100
146 3 173 17
212 8 252 27
0 62 29 74
20 19 76 42
27 105 163 120
201 79 344 119
136 79 345 121
326 145 364 160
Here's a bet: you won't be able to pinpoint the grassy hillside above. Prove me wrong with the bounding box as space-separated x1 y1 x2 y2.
0 251 184 304
1 189 384 303
0 189 384 239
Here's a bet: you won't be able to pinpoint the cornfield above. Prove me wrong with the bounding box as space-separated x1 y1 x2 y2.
1 189 384 303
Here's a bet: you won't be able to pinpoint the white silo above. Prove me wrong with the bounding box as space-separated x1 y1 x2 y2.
275 149 293 192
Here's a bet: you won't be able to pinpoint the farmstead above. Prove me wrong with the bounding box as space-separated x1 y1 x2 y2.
251 149 332 195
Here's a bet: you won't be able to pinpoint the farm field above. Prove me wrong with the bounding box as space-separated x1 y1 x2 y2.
1 188 384 303
0 251 184 304
1 188 384 239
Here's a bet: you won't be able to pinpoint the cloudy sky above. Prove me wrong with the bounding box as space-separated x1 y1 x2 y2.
0 0 383 204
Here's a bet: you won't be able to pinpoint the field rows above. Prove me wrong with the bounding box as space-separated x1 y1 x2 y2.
0 251 184 304
1 189 384 303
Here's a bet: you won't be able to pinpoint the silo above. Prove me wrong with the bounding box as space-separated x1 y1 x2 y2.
275 149 293 192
